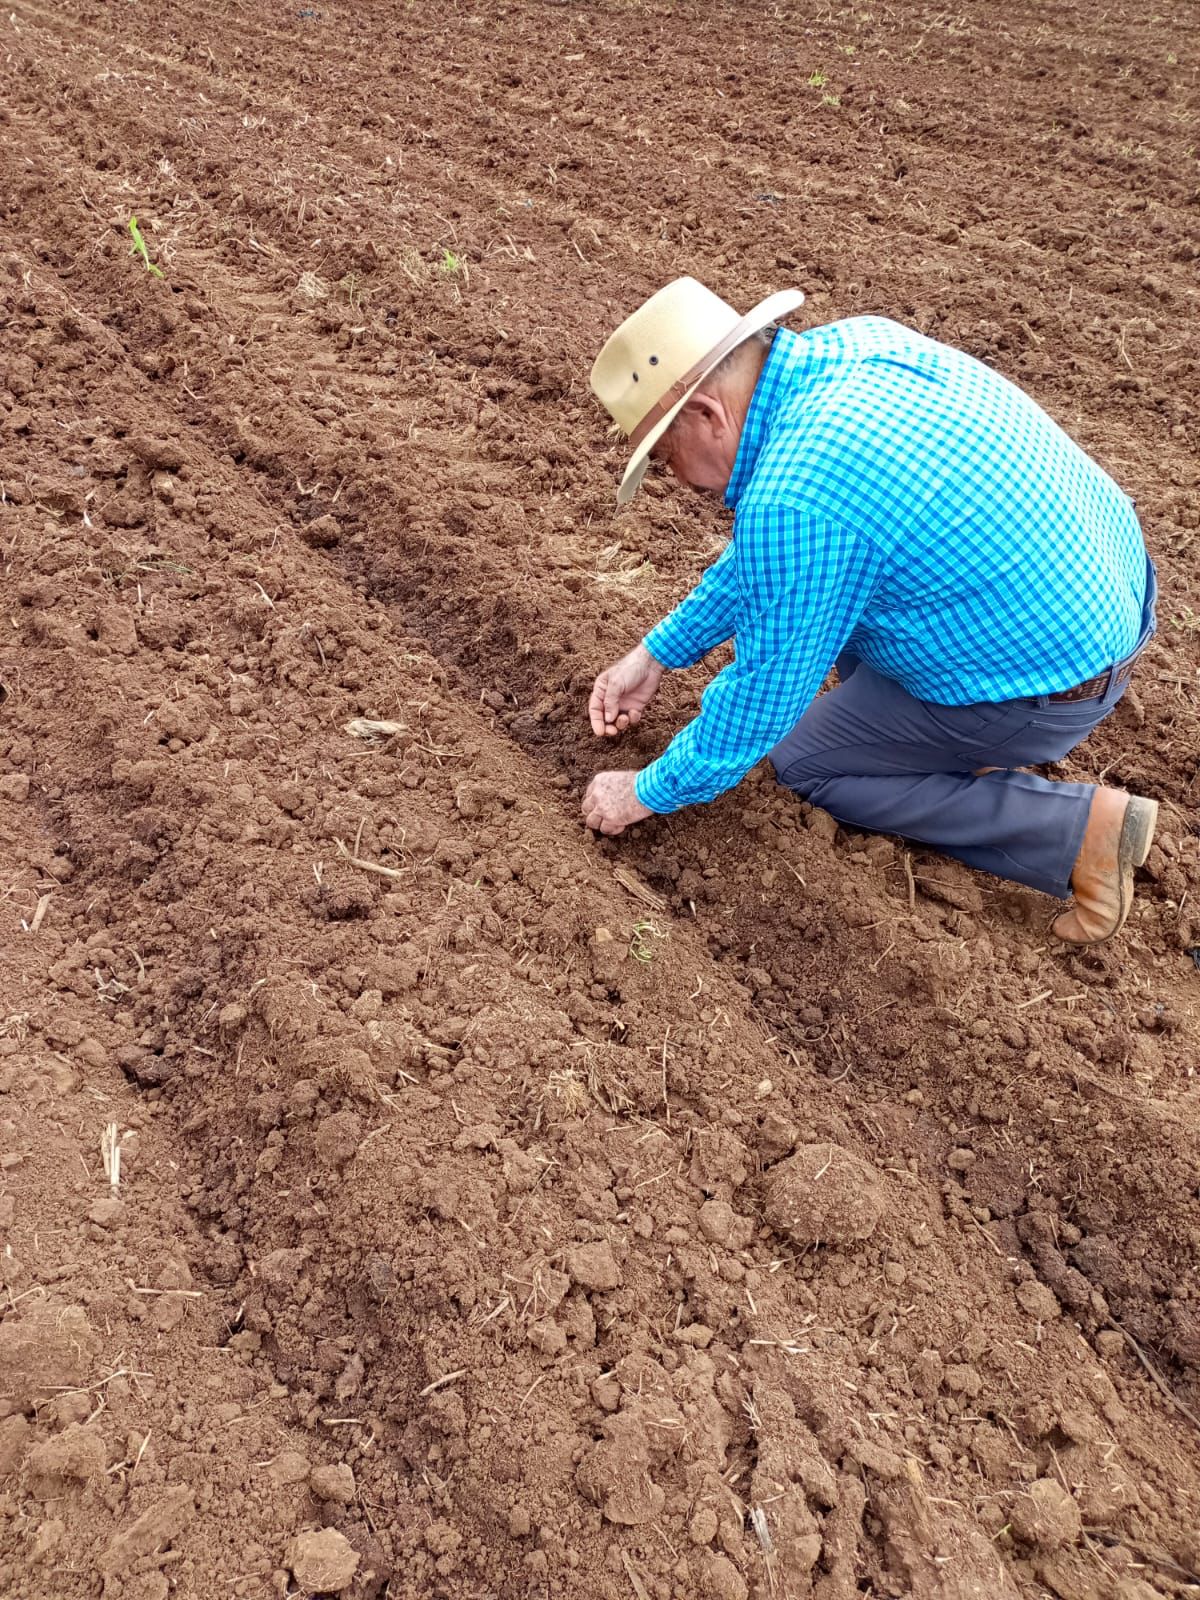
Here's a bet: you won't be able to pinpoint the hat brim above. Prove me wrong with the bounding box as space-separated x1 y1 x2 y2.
615 287 805 505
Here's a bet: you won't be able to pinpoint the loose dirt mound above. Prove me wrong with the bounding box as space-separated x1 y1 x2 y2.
1 1 1198 1597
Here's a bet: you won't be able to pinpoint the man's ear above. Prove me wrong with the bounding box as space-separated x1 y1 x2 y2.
683 389 730 438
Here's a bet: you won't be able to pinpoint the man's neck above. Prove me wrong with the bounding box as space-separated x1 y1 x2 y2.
722 343 771 445
722 337 780 508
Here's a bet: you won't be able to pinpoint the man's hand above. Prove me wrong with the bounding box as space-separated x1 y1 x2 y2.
589 643 665 738
582 770 654 836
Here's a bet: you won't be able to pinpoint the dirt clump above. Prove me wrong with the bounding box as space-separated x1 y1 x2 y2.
26 1424 107 1491
564 1239 622 1291
311 1462 356 1505
764 1143 885 1246
1009 1478 1084 1550
288 1528 360 1593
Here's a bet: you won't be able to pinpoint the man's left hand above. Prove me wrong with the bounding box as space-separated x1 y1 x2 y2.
582 770 654 836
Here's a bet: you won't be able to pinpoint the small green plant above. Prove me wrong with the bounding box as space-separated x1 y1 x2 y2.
338 271 364 311
629 920 668 964
128 216 164 278
438 247 463 277
807 68 828 87
821 93 841 107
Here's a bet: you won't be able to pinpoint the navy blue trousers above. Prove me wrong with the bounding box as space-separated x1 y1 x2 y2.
769 562 1157 899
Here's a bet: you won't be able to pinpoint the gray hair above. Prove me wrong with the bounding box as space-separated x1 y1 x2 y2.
654 324 778 456
708 322 778 381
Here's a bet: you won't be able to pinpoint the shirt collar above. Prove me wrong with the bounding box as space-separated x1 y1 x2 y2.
724 328 797 510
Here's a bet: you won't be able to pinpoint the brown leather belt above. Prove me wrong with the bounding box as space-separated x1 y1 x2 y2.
1047 656 1138 703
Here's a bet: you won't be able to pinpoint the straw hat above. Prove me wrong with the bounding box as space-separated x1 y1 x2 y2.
590 276 805 503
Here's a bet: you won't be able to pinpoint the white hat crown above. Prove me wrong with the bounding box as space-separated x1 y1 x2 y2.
591 277 742 442
589 276 805 502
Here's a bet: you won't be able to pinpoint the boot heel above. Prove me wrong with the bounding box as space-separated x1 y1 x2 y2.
1120 797 1159 871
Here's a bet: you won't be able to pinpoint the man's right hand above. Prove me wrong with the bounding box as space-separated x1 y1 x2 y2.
589 643 665 738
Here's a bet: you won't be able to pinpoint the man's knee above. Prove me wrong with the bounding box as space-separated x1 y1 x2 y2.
769 741 818 796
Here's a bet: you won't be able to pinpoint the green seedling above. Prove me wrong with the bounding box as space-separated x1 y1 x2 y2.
128 216 164 278
338 271 364 311
807 68 828 87
438 247 463 277
629 920 668 964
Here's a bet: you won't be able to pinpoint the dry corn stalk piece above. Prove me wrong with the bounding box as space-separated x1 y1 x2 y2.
334 838 408 882
344 718 408 740
611 865 667 912
100 1122 121 1190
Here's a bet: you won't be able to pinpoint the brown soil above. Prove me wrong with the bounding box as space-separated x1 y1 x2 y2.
1 1 1198 1597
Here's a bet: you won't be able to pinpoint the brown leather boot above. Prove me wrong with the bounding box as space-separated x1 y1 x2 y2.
1052 787 1158 945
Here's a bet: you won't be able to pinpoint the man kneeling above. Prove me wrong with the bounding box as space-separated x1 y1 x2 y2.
582 277 1157 945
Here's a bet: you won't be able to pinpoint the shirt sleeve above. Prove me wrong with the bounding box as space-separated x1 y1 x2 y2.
643 540 739 669
635 506 880 813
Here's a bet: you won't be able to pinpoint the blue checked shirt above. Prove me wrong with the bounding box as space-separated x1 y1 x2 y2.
635 318 1147 814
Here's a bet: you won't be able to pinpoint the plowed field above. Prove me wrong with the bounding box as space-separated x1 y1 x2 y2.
2 2 1199 1597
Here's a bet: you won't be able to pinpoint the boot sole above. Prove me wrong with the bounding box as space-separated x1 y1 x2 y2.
1114 795 1159 937
1121 795 1159 873
1052 794 1158 947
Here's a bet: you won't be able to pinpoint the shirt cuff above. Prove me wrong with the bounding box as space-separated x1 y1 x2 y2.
643 619 706 671
634 760 681 815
